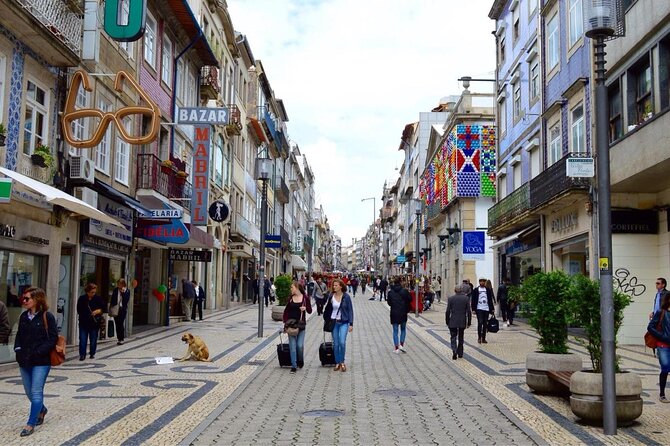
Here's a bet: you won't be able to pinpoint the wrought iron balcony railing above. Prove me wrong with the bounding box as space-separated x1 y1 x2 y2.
136 154 192 211
200 66 220 99
18 0 83 55
488 182 531 229
529 154 590 209
426 202 442 221
274 177 290 204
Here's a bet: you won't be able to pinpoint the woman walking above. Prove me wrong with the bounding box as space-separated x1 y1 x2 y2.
77 283 106 360
283 281 312 373
387 277 411 353
323 278 354 371
648 294 670 402
110 279 130 345
13 287 57 437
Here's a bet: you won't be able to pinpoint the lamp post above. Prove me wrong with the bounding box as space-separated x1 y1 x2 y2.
585 1 620 435
307 221 314 278
414 199 422 317
255 156 273 338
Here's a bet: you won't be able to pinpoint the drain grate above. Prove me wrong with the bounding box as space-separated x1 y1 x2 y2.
247 360 265 366
302 409 345 417
374 388 418 397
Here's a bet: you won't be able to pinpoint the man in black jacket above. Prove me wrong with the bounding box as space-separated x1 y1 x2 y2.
446 284 470 359
387 278 411 353
471 278 495 344
181 279 196 322
379 277 389 301
191 280 205 321
497 278 510 323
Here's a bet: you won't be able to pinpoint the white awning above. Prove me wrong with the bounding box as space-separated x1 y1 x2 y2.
291 254 308 271
0 167 123 227
489 224 539 250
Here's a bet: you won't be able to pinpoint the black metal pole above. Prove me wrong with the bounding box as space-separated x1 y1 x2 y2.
415 211 420 317
594 35 616 435
258 179 268 338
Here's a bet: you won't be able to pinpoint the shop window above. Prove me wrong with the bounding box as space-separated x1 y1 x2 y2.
95 98 111 174
570 103 585 154
628 57 653 125
659 34 670 111
143 13 157 69
608 79 623 142
530 59 540 102
23 80 49 156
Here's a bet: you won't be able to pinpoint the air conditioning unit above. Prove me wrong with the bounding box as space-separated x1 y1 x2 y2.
70 156 95 184
74 187 98 208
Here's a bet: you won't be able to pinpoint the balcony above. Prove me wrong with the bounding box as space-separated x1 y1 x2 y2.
136 154 192 212
230 212 260 244
399 184 414 204
426 202 442 222
277 128 290 155
280 226 291 249
289 178 299 192
488 182 531 234
7 0 83 66
200 66 220 100
0 147 52 183
258 106 278 143
529 154 590 212
275 177 290 204
225 104 242 136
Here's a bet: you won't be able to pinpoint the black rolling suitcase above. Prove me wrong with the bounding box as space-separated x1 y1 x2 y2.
277 332 291 367
319 333 336 366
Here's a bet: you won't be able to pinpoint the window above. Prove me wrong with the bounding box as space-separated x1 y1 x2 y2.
95 98 111 173
498 174 507 198
224 142 232 186
608 80 623 142
68 83 90 157
513 162 521 189
547 14 559 71
143 13 157 68
499 34 506 65
631 59 652 124
176 59 185 104
513 80 521 121
570 104 585 153
118 0 134 57
187 68 196 107
660 36 670 110
227 65 234 104
529 0 539 16
23 80 48 155
115 118 131 184
513 6 520 43
568 0 583 47
214 135 224 187
549 123 562 166
161 35 172 85
498 98 507 136
530 59 540 101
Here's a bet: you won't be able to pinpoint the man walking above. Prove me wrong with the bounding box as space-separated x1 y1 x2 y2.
379 276 389 301
471 278 495 344
650 277 670 320
497 277 510 324
181 278 196 322
191 280 205 321
446 284 470 359
388 277 411 353
312 276 328 316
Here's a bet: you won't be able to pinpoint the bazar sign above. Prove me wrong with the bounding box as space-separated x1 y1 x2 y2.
177 107 229 125
169 248 212 262
62 70 160 148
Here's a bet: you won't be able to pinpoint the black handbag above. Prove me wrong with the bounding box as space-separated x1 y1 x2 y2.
323 299 341 332
487 316 500 333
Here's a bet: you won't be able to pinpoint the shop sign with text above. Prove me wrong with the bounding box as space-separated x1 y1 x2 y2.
169 249 212 262
89 195 133 246
135 218 190 244
191 125 211 225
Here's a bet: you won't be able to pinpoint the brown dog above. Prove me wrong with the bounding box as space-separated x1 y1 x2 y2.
175 333 211 362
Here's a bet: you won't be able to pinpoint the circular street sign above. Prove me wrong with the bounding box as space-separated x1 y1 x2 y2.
209 200 230 223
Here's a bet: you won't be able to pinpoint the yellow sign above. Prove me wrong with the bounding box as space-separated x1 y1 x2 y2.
599 257 609 271
62 70 161 148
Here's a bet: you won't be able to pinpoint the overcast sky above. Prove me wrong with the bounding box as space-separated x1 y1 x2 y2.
228 0 496 245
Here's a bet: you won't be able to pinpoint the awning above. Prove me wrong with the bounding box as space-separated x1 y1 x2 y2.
93 179 152 217
184 224 215 249
0 167 123 227
248 117 268 143
291 254 308 271
167 0 218 66
489 224 540 249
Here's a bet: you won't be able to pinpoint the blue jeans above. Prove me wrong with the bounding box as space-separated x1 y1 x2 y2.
658 347 670 372
392 323 406 347
79 326 99 358
288 329 306 368
333 322 349 364
19 365 50 427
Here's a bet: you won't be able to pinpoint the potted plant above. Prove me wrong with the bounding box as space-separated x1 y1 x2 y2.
522 271 583 394
271 274 292 321
175 170 188 185
566 275 642 425
0 123 6 146
161 159 175 175
31 144 55 169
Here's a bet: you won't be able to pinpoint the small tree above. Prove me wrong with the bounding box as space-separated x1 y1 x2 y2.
274 274 293 306
566 274 632 372
522 271 572 354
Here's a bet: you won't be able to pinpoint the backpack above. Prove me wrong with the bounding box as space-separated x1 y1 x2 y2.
307 281 315 296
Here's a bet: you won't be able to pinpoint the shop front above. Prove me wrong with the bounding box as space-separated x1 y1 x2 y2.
544 203 592 277
491 224 541 285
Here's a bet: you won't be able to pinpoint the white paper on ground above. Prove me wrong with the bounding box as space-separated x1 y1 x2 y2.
155 356 175 365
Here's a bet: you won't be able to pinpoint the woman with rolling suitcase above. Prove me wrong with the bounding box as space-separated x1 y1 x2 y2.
323 278 354 372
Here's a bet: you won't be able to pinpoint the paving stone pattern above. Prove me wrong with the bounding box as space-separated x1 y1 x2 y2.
191 292 538 446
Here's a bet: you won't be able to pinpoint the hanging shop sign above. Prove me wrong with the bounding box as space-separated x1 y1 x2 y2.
89 195 133 246
62 70 160 148
191 125 211 225
611 209 658 234
566 157 595 178
462 231 486 261
209 200 230 223
104 0 147 42
148 209 183 219
265 234 281 248
177 107 229 125
168 248 212 262
0 178 12 203
134 218 190 245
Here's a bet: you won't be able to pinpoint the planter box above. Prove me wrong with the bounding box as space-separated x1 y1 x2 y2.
271 305 285 322
31 154 47 168
570 371 643 425
526 352 583 394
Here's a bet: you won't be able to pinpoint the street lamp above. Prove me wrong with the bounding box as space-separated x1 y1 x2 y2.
384 222 391 279
414 199 422 316
255 156 273 338
307 220 314 278
585 0 621 435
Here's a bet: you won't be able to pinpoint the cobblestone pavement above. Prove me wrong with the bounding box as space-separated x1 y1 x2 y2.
189 291 541 446
0 288 666 445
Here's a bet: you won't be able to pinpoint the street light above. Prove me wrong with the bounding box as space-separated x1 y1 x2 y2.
585 0 620 435
414 199 422 316
307 220 314 279
255 156 273 338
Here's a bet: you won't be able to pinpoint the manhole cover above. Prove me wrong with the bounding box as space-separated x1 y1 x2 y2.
302 409 345 417
374 389 418 397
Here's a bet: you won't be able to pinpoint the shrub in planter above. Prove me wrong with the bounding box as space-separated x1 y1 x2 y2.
0 123 6 146
31 145 55 169
273 274 293 306
523 271 572 354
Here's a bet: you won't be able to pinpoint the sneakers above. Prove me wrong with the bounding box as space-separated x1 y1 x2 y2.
393 348 400 354
290 367 297 373
399 345 407 353
506 321 510 327
660 395 670 403
117 340 124 345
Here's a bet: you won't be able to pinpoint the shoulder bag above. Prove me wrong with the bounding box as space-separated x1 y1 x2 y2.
285 299 304 337
42 312 66 366
645 310 666 349
324 298 341 333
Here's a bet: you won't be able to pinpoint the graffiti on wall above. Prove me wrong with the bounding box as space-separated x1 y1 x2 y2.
613 268 646 297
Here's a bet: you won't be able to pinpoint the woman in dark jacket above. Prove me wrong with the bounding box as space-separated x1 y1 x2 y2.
323 278 354 372
77 283 106 360
110 279 130 345
14 287 57 437
648 293 670 402
387 278 411 353
282 282 312 373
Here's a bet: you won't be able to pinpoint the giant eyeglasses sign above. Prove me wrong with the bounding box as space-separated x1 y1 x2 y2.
62 70 160 148
104 0 147 42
